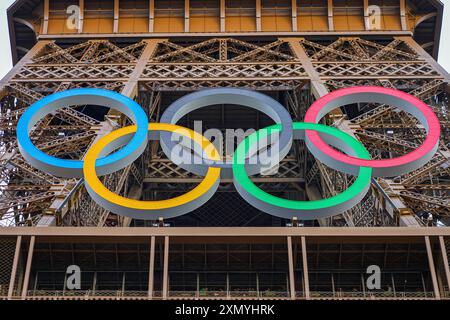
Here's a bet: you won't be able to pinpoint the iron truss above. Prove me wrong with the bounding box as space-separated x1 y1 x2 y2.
0 37 449 227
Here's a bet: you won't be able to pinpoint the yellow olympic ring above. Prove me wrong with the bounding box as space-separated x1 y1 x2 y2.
83 123 221 219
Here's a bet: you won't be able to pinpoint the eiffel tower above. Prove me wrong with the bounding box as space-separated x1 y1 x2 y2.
0 0 449 300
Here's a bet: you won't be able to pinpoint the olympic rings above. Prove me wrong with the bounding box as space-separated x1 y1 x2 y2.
159 88 293 179
304 86 441 177
233 122 372 219
15 86 441 221
17 88 149 178
83 123 221 220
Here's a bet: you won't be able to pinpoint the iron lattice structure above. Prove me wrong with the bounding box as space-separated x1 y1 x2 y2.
0 0 449 301
1 36 448 228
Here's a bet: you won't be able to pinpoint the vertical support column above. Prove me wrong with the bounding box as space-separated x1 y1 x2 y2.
439 236 450 295
8 236 22 300
21 236 35 300
425 236 440 299
226 273 230 298
363 0 370 30
184 0 190 32
287 236 296 299
121 272 126 294
113 0 120 33
162 236 169 299
78 0 85 33
148 236 155 299
256 273 259 297
399 0 408 31
149 0 155 32
92 272 97 295
331 273 335 296
391 273 396 297
291 0 297 32
327 0 334 31
197 273 200 298
220 0 226 32
361 274 366 296
301 236 310 299
256 0 262 32
42 0 49 34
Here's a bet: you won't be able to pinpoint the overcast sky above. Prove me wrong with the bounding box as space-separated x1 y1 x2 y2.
0 0 448 78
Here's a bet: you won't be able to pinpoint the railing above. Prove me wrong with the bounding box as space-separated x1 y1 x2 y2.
24 290 150 300
168 291 227 298
309 291 434 299
229 290 258 298
168 290 289 299
10 289 291 300
0 289 441 300
441 289 450 299
168 291 198 298
0 287 8 299
259 291 290 298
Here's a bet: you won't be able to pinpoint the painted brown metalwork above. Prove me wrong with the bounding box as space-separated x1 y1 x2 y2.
0 0 449 300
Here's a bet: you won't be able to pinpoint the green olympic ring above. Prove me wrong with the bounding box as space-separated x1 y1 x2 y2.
232 122 372 220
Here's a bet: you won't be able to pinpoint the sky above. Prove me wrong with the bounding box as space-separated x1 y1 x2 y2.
0 0 448 78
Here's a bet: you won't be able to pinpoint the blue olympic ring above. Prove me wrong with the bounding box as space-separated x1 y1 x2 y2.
17 88 149 178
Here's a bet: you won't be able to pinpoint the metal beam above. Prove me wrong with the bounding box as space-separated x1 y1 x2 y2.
425 236 440 299
7 236 22 299
2 226 450 237
21 236 35 299
37 30 414 40
439 236 450 293
363 0 369 30
415 12 438 28
184 0 190 33
398 36 450 82
220 0 226 32
113 0 120 33
149 0 154 32
287 236 296 299
121 39 161 97
256 0 261 32
162 236 169 299
301 236 310 299
148 236 155 299
0 40 51 91
13 18 35 34
42 0 49 35
327 0 334 31
291 0 297 32
400 0 407 31
79 0 84 33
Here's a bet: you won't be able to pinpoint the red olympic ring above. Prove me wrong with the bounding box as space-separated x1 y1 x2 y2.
304 86 441 177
